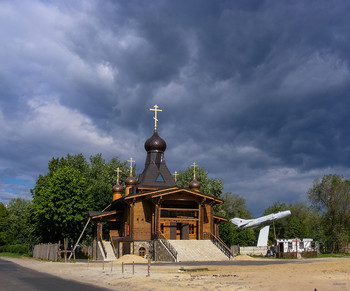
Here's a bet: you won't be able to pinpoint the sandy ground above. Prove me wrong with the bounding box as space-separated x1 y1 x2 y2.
3 255 350 291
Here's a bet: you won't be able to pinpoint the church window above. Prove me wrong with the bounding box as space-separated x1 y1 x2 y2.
156 174 165 182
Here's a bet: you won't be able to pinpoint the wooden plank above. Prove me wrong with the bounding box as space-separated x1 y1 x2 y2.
124 187 179 200
160 208 199 211
91 211 117 219
160 217 199 221
213 215 228 221
151 189 223 203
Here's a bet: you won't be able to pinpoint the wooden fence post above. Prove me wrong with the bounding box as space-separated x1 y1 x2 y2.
147 259 150 277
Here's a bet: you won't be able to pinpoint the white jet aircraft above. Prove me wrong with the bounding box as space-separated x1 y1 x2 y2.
230 210 291 229
230 210 292 247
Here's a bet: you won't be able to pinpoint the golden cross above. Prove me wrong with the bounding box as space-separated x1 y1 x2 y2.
128 157 135 172
192 162 197 176
114 168 120 181
173 171 178 182
149 104 162 130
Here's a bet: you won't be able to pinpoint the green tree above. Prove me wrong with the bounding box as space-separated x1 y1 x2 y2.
31 154 131 244
177 166 223 198
218 193 255 247
0 203 9 245
219 221 256 247
307 174 350 252
86 154 129 210
6 198 32 245
219 193 252 219
32 166 93 243
263 202 290 240
263 202 317 242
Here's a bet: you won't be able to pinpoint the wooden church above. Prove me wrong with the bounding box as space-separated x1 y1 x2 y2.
89 106 230 261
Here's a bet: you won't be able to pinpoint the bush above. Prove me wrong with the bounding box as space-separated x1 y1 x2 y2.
0 244 32 255
301 251 318 258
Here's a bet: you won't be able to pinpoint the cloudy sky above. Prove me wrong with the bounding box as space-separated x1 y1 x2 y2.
1 0 350 216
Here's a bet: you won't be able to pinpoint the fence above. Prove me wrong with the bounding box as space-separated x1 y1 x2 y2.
33 243 60 261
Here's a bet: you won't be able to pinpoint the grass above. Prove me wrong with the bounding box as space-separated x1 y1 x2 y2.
0 252 32 258
317 253 350 258
178 267 210 272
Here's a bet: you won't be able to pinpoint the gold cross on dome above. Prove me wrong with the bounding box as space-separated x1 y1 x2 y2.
149 104 162 130
192 162 197 176
128 157 135 172
173 171 178 182
114 168 120 181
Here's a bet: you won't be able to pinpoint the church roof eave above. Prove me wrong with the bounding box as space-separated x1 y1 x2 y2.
124 186 223 204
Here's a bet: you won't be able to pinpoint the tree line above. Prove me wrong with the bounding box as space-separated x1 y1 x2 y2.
0 153 349 253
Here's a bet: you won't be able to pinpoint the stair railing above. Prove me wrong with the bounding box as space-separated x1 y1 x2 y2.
98 238 107 259
109 233 118 257
209 233 233 259
157 232 177 262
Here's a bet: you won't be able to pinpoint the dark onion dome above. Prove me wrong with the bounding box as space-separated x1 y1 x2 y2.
125 172 137 186
112 181 123 193
189 175 200 191
144 131 167 152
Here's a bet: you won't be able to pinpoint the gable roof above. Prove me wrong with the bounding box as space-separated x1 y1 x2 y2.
125 186 223 204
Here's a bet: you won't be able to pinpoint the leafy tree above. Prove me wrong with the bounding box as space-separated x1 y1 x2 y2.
218 193 256 247
219 221 235 247
263 201 318 243
32 166 92 243
0 203 9 246
219 221 256 247
6 198 32 245
263 202 290 240
66 153 89 174
308 174 350 252
31 154 131 244
219 193 252 219
177 166 223 198
86 154 129 210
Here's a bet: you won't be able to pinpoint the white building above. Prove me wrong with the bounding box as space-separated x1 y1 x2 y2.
276 238 316 253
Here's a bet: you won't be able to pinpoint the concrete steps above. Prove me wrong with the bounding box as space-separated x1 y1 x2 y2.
98 240 117 261
168 240 229 262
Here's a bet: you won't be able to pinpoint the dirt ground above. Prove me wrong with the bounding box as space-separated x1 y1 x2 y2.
3 255 350 291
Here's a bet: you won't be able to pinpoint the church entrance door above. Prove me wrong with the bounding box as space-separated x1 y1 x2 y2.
176 223 182 240
168 222 192 240
182 223 189 240
170 222 177 239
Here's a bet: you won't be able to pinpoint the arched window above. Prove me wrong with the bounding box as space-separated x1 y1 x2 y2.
139 247 146 257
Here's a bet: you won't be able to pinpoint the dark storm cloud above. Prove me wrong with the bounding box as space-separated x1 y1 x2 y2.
1 0 350 215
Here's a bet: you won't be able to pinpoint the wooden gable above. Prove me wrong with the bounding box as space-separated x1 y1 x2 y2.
126 187 223 204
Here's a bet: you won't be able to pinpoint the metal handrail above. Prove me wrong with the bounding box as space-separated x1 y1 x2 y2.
209 232 233 259
157 232 177 261
109 233 118 256
98 238 107 259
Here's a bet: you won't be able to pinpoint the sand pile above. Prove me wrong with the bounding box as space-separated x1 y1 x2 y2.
231 254 257 261
115 254 148 264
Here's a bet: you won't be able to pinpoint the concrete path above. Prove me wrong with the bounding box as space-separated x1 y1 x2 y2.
0 258 110 291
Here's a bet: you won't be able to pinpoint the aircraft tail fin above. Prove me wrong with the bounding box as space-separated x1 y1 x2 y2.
230 217 248 228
